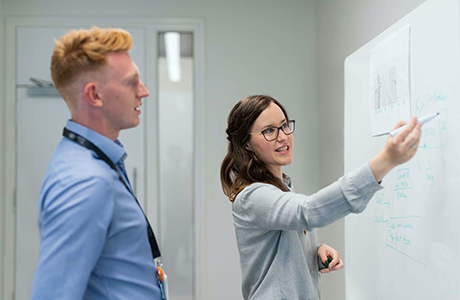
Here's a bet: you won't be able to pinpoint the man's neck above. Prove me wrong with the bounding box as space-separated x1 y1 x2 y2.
70 117 119 141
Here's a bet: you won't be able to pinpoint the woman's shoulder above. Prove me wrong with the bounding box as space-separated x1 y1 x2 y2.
242 181 281 193
234 182 286 206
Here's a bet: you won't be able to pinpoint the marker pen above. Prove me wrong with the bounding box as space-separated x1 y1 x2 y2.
389 112 439 137
324 257 332 268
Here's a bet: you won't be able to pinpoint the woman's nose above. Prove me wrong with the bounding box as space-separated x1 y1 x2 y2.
276 128 288 141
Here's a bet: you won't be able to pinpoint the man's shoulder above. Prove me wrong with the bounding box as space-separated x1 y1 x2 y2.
46 138 117 184
39 139 119 211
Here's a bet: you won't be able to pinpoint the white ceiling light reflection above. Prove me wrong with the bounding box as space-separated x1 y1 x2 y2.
165 32 181 82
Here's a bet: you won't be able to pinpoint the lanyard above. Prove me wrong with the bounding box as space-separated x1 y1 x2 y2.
63 127 161 260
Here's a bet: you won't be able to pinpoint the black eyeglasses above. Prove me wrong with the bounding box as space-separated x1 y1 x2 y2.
250 120 295 141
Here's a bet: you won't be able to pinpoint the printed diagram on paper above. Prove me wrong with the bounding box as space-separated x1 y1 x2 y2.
370 24 411 136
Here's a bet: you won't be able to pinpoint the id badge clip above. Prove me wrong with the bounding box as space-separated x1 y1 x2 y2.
155 258 169 300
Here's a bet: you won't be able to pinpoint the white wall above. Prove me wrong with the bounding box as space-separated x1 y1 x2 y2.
316 1 427 299
0 1 318 299
2 1 440 300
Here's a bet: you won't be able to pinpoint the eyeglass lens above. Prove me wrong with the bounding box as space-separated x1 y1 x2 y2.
263 121 295 141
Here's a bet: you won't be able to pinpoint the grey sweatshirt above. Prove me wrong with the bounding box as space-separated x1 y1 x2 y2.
232 163 383 300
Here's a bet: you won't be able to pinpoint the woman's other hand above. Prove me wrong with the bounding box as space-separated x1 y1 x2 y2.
318 244 344 274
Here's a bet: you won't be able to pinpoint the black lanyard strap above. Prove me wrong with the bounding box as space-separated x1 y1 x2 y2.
63 127 161 259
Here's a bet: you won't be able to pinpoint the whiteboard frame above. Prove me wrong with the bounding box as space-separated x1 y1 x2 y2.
344 0 460 298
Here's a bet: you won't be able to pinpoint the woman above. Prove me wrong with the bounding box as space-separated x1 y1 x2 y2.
220 95 421 300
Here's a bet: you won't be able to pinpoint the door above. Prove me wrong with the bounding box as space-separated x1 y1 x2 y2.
14 23 201 300
15 25 146 299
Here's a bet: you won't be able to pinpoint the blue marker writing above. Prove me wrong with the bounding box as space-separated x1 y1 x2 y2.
389 112 439 137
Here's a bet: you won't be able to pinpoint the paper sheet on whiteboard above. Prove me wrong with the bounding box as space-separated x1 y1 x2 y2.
370 24 411 136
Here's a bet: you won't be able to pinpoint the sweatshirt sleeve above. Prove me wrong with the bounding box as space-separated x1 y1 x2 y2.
233 163 383 231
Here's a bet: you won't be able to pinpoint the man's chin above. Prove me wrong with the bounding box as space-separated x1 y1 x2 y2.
126 119 140 129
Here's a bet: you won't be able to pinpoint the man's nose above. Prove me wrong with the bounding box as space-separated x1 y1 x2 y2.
138 81 150 98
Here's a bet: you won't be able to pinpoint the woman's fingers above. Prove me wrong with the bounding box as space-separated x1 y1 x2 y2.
402 121 422 148
330 258 344 271
392 117 417 140
390 119 409 132
368 118 423 183
320 258 344 274
387 117 422 164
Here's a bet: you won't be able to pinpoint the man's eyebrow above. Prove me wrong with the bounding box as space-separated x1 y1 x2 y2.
125 72 139 82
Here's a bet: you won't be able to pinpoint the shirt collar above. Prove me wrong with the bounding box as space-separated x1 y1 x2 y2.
282 173 292 190
65 120 127 165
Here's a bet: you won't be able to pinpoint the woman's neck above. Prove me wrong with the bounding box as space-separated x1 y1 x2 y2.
269 166 283 180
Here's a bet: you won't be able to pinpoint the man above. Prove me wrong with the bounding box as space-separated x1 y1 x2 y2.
31 27 161 299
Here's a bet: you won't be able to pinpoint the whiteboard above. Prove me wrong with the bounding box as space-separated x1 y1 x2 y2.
344 0 460 299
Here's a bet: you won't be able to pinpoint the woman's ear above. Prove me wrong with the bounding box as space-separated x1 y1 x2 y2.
245 142 252 151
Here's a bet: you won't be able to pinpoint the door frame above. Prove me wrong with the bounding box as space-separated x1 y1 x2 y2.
2 16 205 300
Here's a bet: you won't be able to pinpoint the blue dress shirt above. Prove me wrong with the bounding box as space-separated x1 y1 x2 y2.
31 120 161 300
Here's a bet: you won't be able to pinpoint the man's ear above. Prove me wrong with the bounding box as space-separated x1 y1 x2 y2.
83 82 103 107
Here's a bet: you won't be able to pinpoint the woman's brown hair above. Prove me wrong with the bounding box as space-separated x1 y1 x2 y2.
220 95 290 202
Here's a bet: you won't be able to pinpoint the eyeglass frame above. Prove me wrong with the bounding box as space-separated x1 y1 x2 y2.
249 120 296 142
